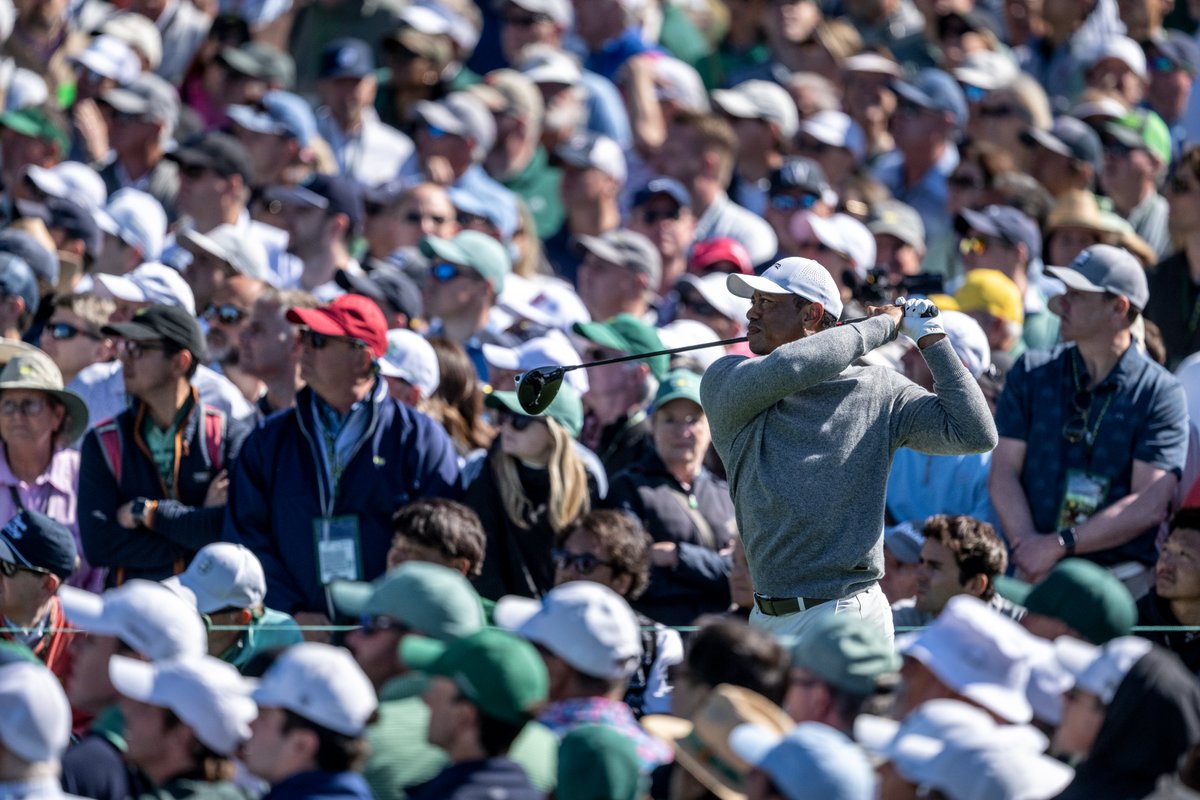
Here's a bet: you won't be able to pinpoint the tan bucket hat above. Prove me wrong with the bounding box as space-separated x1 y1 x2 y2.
0 349 89 444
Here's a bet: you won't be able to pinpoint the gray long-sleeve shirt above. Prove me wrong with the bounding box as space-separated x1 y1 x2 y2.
700 316 998 600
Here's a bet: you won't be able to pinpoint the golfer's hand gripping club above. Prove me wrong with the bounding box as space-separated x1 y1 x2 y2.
894 296 944 344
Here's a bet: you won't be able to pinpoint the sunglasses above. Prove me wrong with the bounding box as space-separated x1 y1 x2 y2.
120 339 167 360
0 398 48 417
978 104 1017 118
403 211 449 226
796 138 833 155
203 303 248 325
503 10 551 26
47 321 100 341
962 84 988 103
948 174 983 191
359 614 410 636
958 236 989 256
552 548 615 575
769 193 819 212
1104 140 1135 156
179 163 213 180
1169 174 1197 194
1150 55 1181 74
0 559 49 578
300 328 364 350
432 262 481 283
496 410 541 431
424 124 453 139
639 208 682 224
678 289 720 318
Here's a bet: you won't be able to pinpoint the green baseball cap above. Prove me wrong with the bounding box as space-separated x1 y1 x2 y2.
0 108 69 154
652 368 703 413
329 562 485 641
789 613 900 696
1104 109 1171 165
486 383 584 438
1024 558 1136 645
993 575 1032 607
420 231 511 294
401 628 548 725
557 724 646 800
572 314 668 380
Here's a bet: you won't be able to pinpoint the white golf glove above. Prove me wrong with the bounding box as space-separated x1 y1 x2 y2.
895 297 945 342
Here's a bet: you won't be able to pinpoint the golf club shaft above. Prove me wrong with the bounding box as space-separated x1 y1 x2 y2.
563 336 749 372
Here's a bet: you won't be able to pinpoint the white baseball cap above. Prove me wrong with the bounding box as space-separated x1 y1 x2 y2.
378 328 440 399
654 57 710 114
100 12 163 71
59 580 207 661
1087 35 1147 80
72 34 141 85
25 162 108 213
506 0 572 27
657 319 724 371
496 273 590 331
518 44 582 87
482 331 587 392
0 661 71 764
162 542 267 615
556 132 626 184
495 581 642 680
677 272 752 323
897 595 1037 723
842 52 902 76
727 257 844 319
95 262 197 315
798 110 866 160
952 50 1020 92
179 224 270 281
711 80 799 140
1075 636 1152 704
251 642 377 737
97 188 167 260
109 655 257 755
802 212 877 273
939 310 991 379
927 734 1074 800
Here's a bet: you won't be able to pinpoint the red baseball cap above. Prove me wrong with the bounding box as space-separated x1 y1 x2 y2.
286 293 388 358
688 237 753 275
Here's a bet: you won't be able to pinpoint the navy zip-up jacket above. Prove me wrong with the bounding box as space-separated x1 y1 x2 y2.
263 771 373 800
224 383 461 615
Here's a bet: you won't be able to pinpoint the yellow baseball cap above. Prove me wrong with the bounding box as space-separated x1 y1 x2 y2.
954 269 1024 325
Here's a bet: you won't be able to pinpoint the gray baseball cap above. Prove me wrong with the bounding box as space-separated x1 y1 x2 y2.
101 72 179 123
1046 244 1149 311
575 229 661 289
868 200 926 251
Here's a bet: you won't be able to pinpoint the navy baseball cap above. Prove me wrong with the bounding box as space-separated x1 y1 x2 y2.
956 205 1042 262
0 510 77 580
0 253 38 318
335 266 423 322
266 174 364 231
168 132 254 184
46 197 102 259
892 68 968 130
770 156 830 195
0 230 58 287
319 38 375 80
632 176 690 209
1022 117 1103 174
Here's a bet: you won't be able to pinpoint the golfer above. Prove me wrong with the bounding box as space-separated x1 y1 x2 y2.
699 257 997 640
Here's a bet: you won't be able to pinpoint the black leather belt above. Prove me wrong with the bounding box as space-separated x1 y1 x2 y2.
753 593 833 616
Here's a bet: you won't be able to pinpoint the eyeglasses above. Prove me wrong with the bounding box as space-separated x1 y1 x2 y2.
1150 55 1180 74
552 548 615 575
796 138 833 155
432 262 481 283
0 398 48 417
948 174 983 191
1169 174 1197 195
424 124 453 139
403 211 449 226
978 104 1017 118
678 289 720 318
958 236 989 256
202 303 248 325
457 211 492 229
120 339 167 360
639 207 682 224
358 614 410 636
299 328 364 350
47 322 100 341
496 410 541 431
0 559 49 578
179 163 213 180
962 84 988 103
769 193 819 212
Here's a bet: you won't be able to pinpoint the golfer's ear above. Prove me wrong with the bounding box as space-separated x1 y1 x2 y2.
806 301 825 328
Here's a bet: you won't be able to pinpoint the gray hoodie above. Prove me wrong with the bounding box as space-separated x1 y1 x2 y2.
700 315 997 600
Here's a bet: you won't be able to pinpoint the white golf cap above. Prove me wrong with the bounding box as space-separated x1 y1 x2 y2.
677 272 752 323
0 661 71 764
251 642 377 737
928 735 1074 800
495 581 642 680
798 110 866 160
95 262 196 315
72 34 141 85
728 256 844 319
802 212 877 273
654 56 710 113
496 273 590 331
505 0 572 27
26 162 108 213
518 44 581 86
952 50 1020 92
378 328 440 399
855 700 995 786
897 595 1037 723
656 319 724 371
100 12 163 71
482 331 587 392
939 310 991 379
96 188 167 260
161 542 267 615
842 52 902 76
711 80 799 140
59 580 207 661
109 655 257 755
1087 35 1147 80
1075 636 1152 704
556 131 626 184
179 224 270 281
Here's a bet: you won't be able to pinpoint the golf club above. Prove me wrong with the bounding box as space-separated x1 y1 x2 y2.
515 336 748 414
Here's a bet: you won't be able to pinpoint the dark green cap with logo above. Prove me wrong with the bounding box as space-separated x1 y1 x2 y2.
573 314 668 379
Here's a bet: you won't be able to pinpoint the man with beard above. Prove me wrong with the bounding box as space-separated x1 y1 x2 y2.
204 276 267 405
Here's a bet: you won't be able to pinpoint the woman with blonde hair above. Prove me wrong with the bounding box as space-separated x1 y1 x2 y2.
466 385 594 600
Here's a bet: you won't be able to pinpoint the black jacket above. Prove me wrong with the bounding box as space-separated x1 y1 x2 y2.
593 412 656 479
607 452 735 627
78 392 251 585
1137 590 1200 675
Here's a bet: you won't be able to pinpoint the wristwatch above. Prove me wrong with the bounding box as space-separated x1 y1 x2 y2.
131 498 157 528
1057 526 1078 556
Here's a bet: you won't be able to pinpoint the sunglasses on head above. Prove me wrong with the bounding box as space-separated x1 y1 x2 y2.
0 559 49 578
299 328 364 350
47 321 100 342
552 548 615 575
203 303 248 325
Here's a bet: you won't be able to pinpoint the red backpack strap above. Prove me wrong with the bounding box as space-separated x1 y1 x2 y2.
202 406 226 474
95 419 122 485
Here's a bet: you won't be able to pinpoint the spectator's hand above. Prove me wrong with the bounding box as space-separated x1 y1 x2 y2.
115 501 136 529
294 612 333 643
74 99 109 163
423 155 455 186
203 470 229 507
651 541 679 569
1012 534 1063 584
895 297 946 348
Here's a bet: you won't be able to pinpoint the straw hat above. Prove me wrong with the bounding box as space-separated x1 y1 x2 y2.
1044 191 1156 266
642 684 794 800
0 349 89 444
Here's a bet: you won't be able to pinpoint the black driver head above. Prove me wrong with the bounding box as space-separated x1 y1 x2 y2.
515 366 566 415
